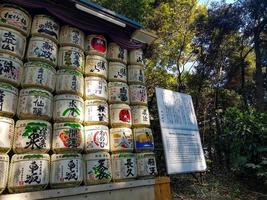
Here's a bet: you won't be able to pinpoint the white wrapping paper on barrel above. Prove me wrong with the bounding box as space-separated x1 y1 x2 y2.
0 82 18 117
0 154 9 194
0 117 14 153
131 105 150 128
107 43 127 64
109 104 132 128
128 49 144 66
111 153 137 181
83 152 112 185
84 76 107 100
8 154 50 193
17 88 53 120
110 128 133 152
52 122 84 153
13 120 52 154
22 61 56 92
134 128 154 152
108 82 129 104
136 152 157 177
85 35 107 57
0 27 26 59
85 55 107 79
56 69 84 97
31 15 60 43
0 4 32 36
129 84 148 105
58 46 84 72
127 65 145 85
0 53 23 86
50 154 83 188
59 25 85 50
84 100 109 126
84 125 109 152
108 62 127 83
27 36 58 66
53 94 84 123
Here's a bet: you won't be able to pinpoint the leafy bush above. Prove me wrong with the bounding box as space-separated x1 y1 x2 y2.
220 107 267 184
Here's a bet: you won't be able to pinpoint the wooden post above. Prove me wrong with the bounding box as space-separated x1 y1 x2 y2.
154 176 171 200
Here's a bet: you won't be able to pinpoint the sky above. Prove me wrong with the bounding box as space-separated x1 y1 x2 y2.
198 0 235 5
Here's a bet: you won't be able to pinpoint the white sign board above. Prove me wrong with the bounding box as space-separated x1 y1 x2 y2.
156 87 206 174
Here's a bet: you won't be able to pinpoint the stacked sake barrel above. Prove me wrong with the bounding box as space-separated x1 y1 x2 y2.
51 25 85 188
128 49 158 179
9 14 60 193
83 35 112 185
0 4 30 194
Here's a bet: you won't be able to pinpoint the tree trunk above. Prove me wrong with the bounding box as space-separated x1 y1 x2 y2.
254 30 264 111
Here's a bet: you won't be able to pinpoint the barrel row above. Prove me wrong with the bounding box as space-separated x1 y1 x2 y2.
0 152 157 193
0 119 154 153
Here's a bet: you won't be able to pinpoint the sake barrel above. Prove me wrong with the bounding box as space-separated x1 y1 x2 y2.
85 55 107 79
108 82 129 104
52 123 84 153
83 152 112 185
109 104 132 128
0 27 26 59
0 53 23 86
131 106 150 128
8 154 50 193
107 43 127 64
0 4 32 36
27 36 58 66
84 125 109 152
56 69 84 97
50 154 83 188
22 61 56 92
31 15 60 42
13 120 52 154
17 88 53 120
53 94 84 123
58 46 84 72
0 154 9 194
84 100 108 126
134 128 154 152
111 153 137 181
84 76 107 100
0 82 18 117
85 35 107 57
108 62 127 83
59 25 85 50
128 49 144 66
128 65 145 85
0 117 14 153
137 152 157 177
129 85 147 105
110 128 133 152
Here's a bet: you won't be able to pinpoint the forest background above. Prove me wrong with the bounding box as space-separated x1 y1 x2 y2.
92 0 267 199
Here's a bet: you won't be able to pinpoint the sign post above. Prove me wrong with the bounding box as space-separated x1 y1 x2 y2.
156 87 206 174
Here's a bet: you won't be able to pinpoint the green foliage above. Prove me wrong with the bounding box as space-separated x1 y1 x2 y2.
220 107 267 183
22 122 48 137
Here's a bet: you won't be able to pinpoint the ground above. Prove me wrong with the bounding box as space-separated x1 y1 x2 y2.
171 172 267 200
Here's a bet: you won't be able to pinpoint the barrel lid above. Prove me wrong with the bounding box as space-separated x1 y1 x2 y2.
0 53 23 65
32 14 59 22
109 103 130 109
86 54 107 61
0 82 18 93
0 154 9 161
128 64 144 68
129 84 146 89
0 26 26 38
0 116 14 123
131 105 148 109
24 61 56 72
108 82 128 87
110 127 132 132
59 46 84 52
111 152 135 159
51 153 82 160
20 88 53 98
29 36 57 44
136 152 155 158
133 127 152 132
108 61 126 67
83 152 110 160
12 154 49 162
54 94 84 102
85 99 107 104
16 119 51 126
0 4 31 18
53 122 83 129
57 69 83 76
85 76 107 82
84 125 109 131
